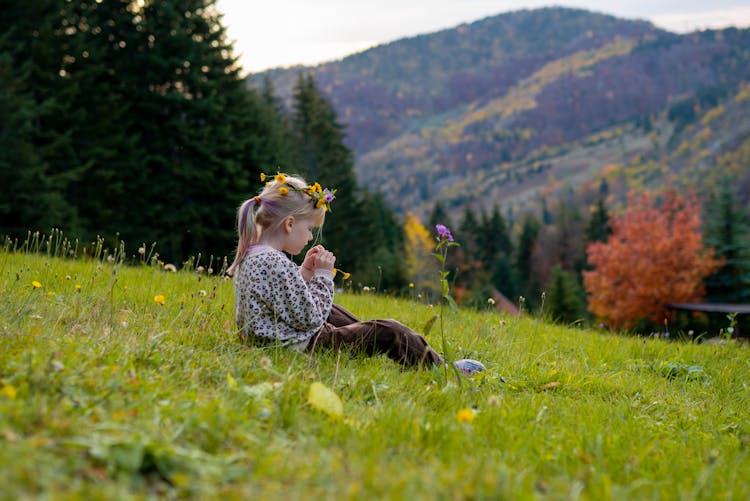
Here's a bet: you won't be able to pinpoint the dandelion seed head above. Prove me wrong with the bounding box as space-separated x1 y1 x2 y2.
487 395 502 406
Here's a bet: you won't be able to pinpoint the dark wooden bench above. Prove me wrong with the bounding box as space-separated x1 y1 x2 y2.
666 303 750 337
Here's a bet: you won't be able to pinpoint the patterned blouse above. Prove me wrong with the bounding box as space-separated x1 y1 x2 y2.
233 245 334 348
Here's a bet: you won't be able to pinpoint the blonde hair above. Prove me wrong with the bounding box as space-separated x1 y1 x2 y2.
228 174 326 274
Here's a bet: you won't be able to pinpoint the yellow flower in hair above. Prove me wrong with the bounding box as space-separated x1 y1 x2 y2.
313 182 322 193
275 173 286 184
315 199 325 208
260 173 266 182
279 186 289 196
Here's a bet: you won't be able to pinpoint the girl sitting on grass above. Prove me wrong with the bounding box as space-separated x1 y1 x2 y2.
227 172 444 368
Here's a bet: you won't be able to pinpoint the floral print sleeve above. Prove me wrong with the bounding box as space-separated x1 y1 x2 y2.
233 246 334 346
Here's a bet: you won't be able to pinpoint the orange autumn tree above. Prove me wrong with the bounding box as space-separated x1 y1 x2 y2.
583 188 722 330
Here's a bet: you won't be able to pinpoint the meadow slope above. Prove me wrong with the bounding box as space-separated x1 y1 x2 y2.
1 248 748 499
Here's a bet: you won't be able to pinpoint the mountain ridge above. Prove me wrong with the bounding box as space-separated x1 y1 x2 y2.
249 7 750 216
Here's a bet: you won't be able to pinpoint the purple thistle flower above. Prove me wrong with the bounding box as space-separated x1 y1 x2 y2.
435 224 454 242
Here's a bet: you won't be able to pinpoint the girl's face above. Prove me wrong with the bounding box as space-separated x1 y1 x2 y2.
282 216 316 256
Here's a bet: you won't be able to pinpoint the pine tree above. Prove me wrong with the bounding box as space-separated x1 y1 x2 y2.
110 0 265 260
703 176 750 303
455 205 482 295
544 264 587 325
289 72 370 274
356 191 406 290
254 76 293 170
515 214 541 305
585 195 611 244
428 200 453 231
0 0 81 235
53 0 142 243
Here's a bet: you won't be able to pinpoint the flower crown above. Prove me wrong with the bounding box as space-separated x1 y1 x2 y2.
260 172 336 212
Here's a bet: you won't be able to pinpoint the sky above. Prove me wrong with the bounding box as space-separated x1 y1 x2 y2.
216 1 750 74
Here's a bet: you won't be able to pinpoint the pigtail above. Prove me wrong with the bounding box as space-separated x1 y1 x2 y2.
228 197 259 275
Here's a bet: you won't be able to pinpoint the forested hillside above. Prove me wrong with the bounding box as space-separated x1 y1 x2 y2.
250 7 750 217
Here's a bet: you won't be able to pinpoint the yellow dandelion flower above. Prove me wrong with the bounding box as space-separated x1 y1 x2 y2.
343 272 351 280
275 173 286 184
332 268 338 277
31 280 42 289
1 384 17 400
260 173 266 182
154 294 165 305
313 182 322 193
457 408 475 424
315 199 325 208
409 282 414 288
75 284 82 291
279 186 289 196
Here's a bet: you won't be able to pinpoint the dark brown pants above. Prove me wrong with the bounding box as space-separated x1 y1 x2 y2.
307 304 444 368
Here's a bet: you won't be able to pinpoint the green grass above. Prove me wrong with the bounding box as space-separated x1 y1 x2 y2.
1 247 749 500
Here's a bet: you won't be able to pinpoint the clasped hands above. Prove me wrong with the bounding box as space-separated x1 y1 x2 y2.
302 244 336 273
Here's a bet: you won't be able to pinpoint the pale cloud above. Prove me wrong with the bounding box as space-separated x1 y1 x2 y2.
217 1 750 74
650 5 750 32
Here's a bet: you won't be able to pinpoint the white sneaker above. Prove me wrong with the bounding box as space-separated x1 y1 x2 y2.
454 358 486 376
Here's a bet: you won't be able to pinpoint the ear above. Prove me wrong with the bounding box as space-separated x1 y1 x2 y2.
283 216 295 233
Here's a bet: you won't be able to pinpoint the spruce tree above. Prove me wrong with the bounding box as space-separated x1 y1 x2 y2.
481 205 518 300
289 72 369 273
515 214 541 305
110 0 266 260
703 177 750 303
585 195 611 244
0 0 80 235
455 205 482 293
545 264 587 325
53 0 142 244
428 200 453 232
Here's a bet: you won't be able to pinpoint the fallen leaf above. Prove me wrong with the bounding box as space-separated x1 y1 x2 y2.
308 382 343 419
